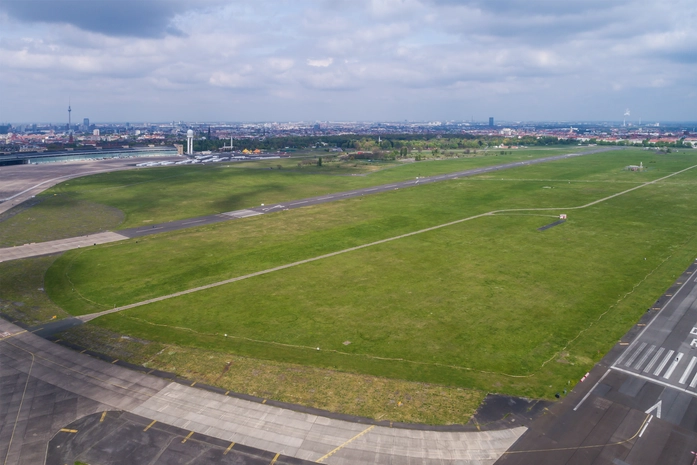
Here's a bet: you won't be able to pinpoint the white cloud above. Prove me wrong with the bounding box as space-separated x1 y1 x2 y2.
307 58 334 67
0 0 696 122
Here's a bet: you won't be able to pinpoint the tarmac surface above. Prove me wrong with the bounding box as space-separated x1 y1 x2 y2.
47 411 314 465
0 232 128 263
0 317 526 465
496 260 697 465
116 146 618 240
0 155 184 216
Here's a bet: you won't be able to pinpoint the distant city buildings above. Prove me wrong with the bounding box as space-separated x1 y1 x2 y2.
0 119 695 157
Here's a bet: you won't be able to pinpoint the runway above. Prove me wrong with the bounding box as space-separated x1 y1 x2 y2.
497 260 697 464
0 147 621 263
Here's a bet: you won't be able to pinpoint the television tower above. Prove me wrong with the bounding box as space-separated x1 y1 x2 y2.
68 98 74 143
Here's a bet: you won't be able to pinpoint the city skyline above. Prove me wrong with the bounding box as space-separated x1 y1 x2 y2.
1 0 696 123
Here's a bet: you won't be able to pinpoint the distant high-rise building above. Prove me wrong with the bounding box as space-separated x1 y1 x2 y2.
489 117 494 127
83 118 90 127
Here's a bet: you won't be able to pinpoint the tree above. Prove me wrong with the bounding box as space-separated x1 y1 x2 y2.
317 157 322 167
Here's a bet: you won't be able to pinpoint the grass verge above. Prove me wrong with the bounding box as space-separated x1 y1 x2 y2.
45 149 697 399
56 324 484 424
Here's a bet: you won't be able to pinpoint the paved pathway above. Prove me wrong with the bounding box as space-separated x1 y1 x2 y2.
78 161 696 324
0 147 621 265
0 232 128 263
0 318 525 465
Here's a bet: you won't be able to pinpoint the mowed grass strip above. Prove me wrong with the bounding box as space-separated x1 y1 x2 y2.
0 255 69 325
22 147 588 229
0 198 124 247
57 324 484 425
46 165 632 314
47 149 677 314
44 150 697 398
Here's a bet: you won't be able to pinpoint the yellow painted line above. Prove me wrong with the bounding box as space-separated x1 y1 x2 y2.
182 431 194 443
223 442 235 455
225 391 230 396
316 425 375 463
100 411 107 423
191 381 197 387
54 339 61 343
80 349 87 354
59 428 78 433
143 420 156 431
262 399 267 404
270 453 280 465
111 359 119 364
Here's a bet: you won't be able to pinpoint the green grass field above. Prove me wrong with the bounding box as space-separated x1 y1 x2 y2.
43 148 697 399
0 148 587 247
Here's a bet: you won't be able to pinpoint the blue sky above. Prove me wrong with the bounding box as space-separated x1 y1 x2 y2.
1 0 696 123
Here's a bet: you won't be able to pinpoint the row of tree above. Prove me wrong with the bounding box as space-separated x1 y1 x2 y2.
189 134 693 153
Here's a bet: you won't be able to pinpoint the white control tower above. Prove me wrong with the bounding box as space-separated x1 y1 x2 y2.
186 129 194 155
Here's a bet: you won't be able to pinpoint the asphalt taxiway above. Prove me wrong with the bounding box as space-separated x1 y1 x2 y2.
0 317 526 465
497 260 697 465
0 155 185 216
0 147 621 263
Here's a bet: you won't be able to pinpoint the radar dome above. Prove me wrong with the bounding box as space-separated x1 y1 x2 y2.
187 129 194 137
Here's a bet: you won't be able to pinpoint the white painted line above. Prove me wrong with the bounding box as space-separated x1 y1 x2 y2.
644 347 665 373
573 369 611 411
663 352 683 379
654 350 674 377
639 415 653 437
625 342 647 367
290 201 308 205
679 356 697 384
645 400 662 419
635 345 656 370
613 269 696 367
182 220 205 225
364 188 378 191
612 366 697 398
690 370 697 388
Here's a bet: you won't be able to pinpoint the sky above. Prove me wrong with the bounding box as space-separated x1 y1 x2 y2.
1 0 696 123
